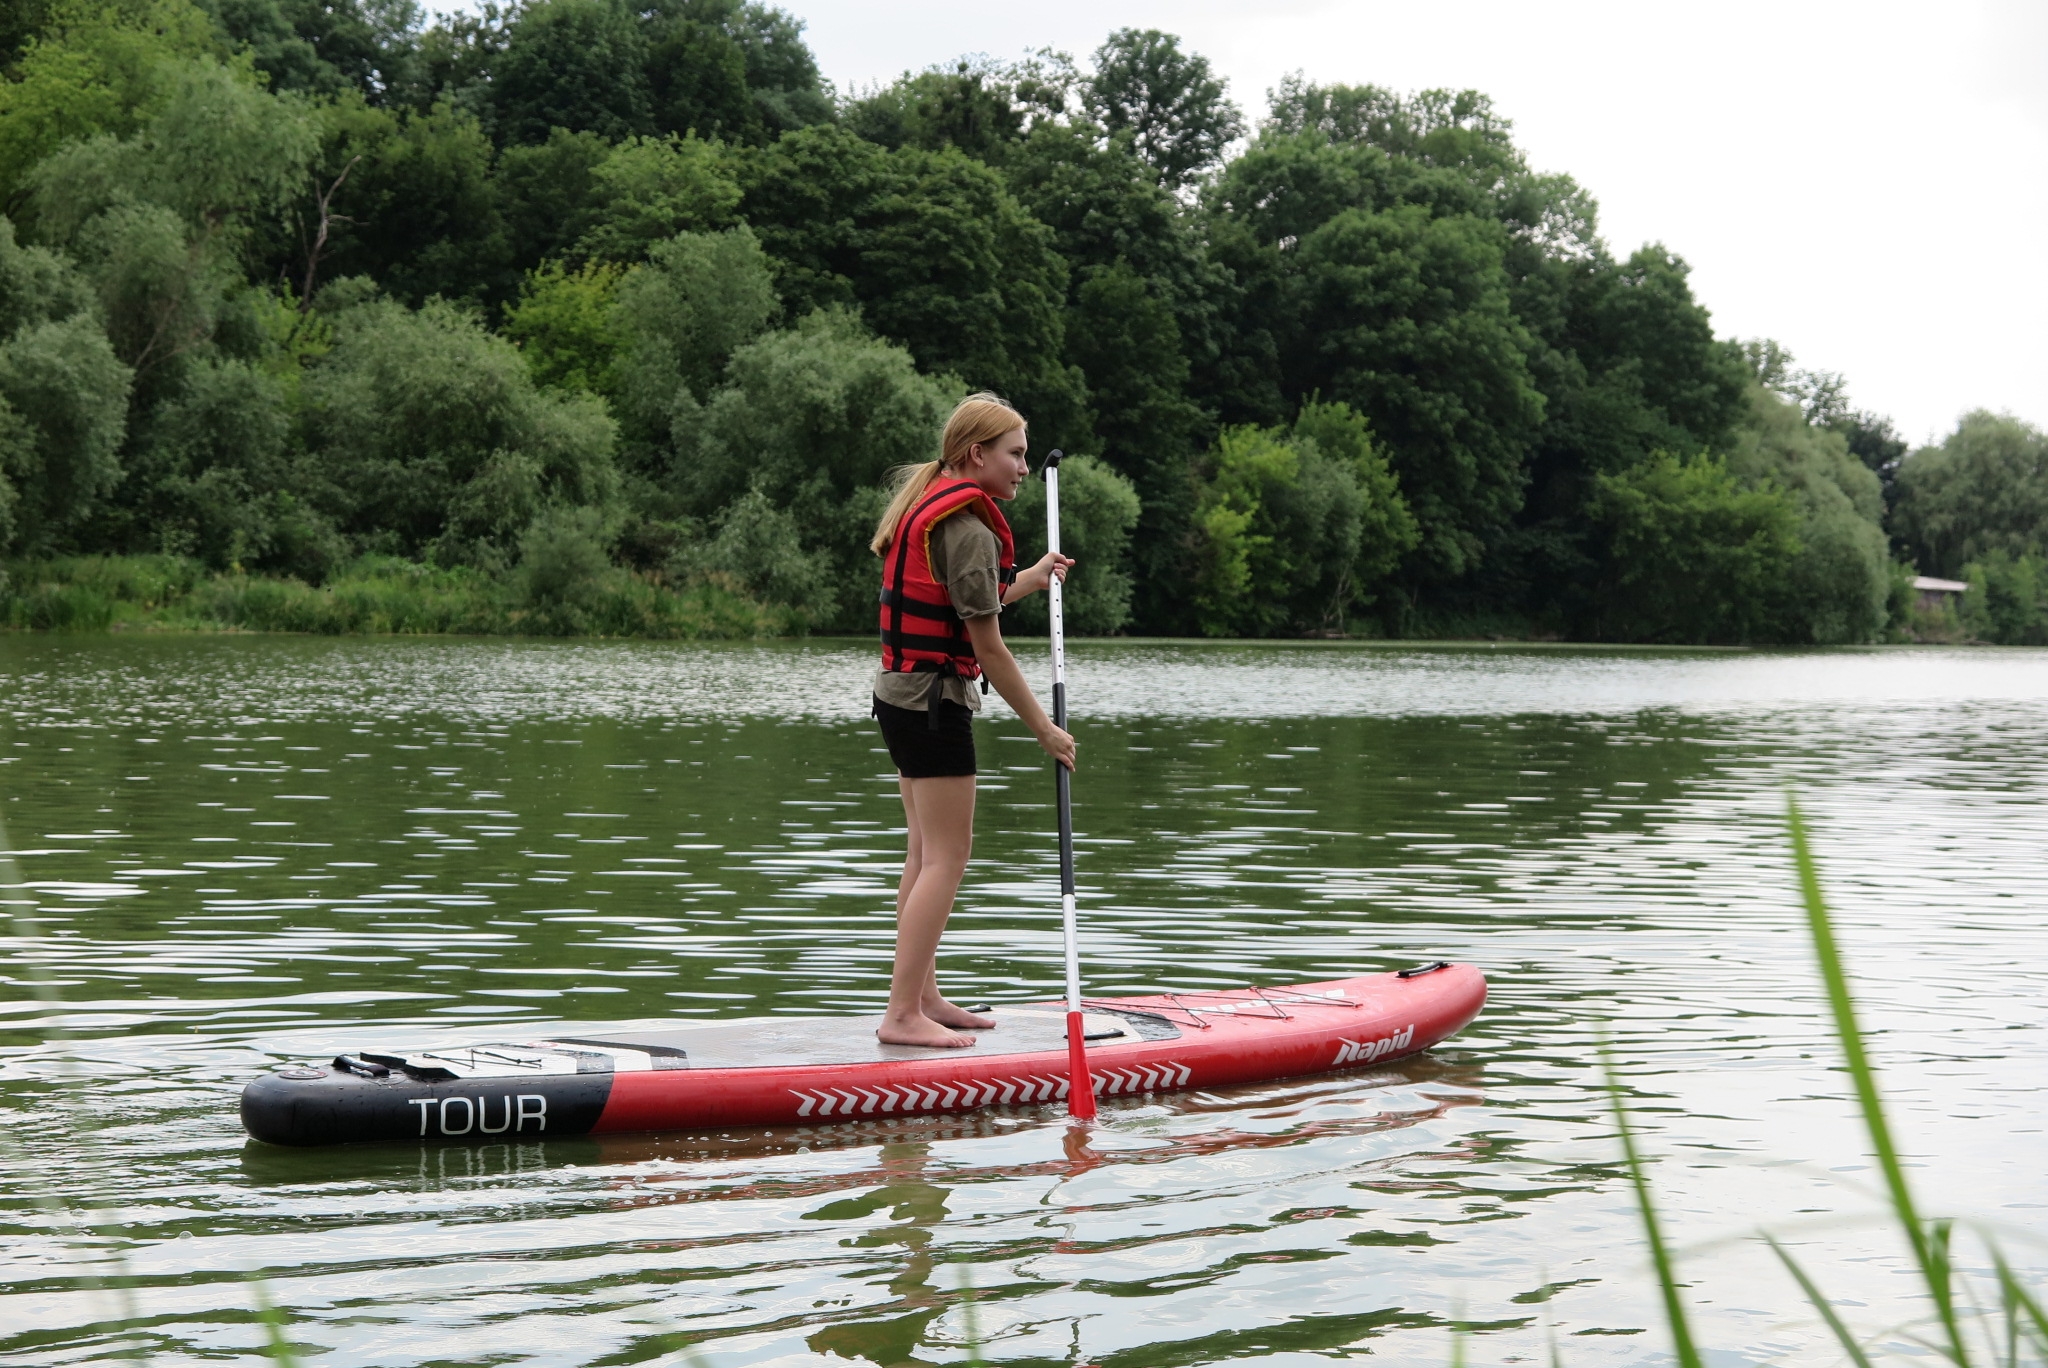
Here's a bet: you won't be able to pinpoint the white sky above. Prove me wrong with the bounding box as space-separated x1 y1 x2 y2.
786 0 2045 446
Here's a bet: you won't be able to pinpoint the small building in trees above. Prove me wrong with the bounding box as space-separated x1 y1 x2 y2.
1913 576 1968 613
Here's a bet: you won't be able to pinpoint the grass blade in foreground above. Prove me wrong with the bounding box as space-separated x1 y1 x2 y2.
1599 1041 1706 1368
1786 795 1969 1365
1766 1234 1877 1368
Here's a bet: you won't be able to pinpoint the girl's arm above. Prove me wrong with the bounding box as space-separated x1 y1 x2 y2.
965 614 1077 769
1001 552 1074 605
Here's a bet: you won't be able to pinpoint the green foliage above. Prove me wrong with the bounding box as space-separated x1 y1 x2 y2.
300 296 618 561
672 486 835 622
1083 28 1243 191
577 133 742 263
1586 452 1801 644
1186 403 1418 636
738 129 1084 444
0 2 2005 646
123 356 343 577
1292 397 1419 592
610 225 778 453
489 0 651 145
0 0 220 209
1003 454 1142 636
1 550 783 635
497 127 611 272
845 60 1033 162
301 96 507 307
1264 79 1521 181
512 501 616 628
32 56 319 245
1961 551 2048 646
504 258 626 392
1063 261 1202 491
28 57 320 385
684 310 959 625
1725 385 1889 644
1290 203 1544 581
0 221 132 554
199 0 424 104
1893 411 2048 578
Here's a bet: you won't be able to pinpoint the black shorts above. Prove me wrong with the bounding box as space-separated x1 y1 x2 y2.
872 695 976 778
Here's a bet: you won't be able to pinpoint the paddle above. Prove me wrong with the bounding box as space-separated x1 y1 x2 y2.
1042 450 1096 1120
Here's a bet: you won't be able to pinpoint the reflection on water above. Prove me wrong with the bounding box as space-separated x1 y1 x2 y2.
2 636 2046 1366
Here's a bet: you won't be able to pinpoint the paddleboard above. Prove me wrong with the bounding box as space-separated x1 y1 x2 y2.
239 962 1484 1146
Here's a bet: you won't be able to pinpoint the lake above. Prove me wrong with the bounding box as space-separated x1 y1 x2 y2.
2 635 2045 1367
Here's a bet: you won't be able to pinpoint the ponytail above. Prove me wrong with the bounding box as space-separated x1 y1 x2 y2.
869 391 1025 555
869 461 944 556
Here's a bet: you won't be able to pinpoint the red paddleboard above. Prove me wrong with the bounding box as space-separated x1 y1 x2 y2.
240 963 1485 1146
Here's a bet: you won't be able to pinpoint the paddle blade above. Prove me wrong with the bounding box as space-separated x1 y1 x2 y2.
1065 1009 1097 1119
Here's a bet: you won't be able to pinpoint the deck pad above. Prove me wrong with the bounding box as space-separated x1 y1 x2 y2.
555 1008 1170 1070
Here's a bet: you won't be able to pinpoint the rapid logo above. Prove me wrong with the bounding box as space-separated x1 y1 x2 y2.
1333 1025 1414 1066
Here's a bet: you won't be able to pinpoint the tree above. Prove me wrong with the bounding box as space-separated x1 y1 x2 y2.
1064 261 1202 491
29 59 320 383
489 0 651 145
1587 451 1801 643
497 127 611 273
1083 29 1242 191
1264 79 1522 186
643 2 759 144
1184 402 1416 636
1960 550 2048 645
739 129 1085 446
300 295 618 562
295 96 507 307
1724 385 1889 644
1287 203 1543 583
1507 244 1750 621
0 0 219 211
503 258 626 393
842 56 1067 162
0 219 132 554
1291 398 1418 595
575 134 742 263
201 0 425 104
609 225 779 463
1893 411 2048 577
682 309 959 625
1003 453 1141 635
122 354 344 576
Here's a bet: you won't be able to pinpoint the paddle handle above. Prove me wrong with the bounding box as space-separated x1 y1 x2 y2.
1044 452 1095 1119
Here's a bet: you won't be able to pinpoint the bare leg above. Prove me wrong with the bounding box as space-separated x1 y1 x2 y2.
879 774 980 1047
893 778 993 1030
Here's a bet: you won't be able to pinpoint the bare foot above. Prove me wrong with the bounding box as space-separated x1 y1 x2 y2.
877 1012 975 1048
923 998 995 1030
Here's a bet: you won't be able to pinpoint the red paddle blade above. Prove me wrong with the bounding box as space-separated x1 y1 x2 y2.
1065 1009 1097 1119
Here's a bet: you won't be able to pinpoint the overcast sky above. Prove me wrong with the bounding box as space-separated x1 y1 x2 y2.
774 0 2044 446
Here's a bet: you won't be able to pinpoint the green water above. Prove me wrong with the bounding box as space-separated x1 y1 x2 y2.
3 635 2045 1366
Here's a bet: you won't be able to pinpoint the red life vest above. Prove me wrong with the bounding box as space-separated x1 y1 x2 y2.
878 476 1017 683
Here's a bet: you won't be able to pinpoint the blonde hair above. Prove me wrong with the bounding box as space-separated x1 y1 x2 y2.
869 392 1025 555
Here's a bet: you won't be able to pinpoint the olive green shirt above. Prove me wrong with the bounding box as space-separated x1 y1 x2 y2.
873 510 1003 712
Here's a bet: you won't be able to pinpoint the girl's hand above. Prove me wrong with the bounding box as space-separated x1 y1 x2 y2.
1009 552 1075 600
1035 722 1077 770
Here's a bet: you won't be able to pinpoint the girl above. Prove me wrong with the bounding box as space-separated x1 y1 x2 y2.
870 393 1077 1048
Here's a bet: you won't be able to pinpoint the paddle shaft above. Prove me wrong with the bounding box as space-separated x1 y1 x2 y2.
1043 452 1095 1119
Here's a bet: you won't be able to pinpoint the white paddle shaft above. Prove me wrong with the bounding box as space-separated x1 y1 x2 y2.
1046 459 1079 1014
1044 453 1095 1119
